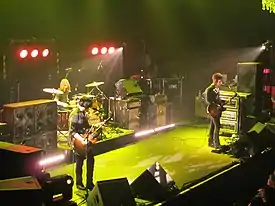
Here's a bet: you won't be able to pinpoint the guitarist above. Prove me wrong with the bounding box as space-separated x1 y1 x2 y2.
69 96 95 191
204 73 223 149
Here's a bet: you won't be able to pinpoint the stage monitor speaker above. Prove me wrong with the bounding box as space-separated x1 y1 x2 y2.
237 62 262 94
42 174 74 204
248 122 275 147
0 141 43 180
115 79 143 99
0 176 43 206
130 162 179 203
231 122 275 158
87 178 136 206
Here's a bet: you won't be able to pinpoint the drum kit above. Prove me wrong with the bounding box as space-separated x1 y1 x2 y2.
43 81 108 128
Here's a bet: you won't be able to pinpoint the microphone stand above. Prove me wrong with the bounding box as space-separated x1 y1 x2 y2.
65 68 72 78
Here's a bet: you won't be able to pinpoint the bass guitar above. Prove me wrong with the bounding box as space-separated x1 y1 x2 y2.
73 116 111 157
207 92 238 118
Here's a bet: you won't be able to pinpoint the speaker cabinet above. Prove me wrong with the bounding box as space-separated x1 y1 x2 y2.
114 99 141 131
23 130 58 151
148 103 172 128
0 141 43 179
34 101 57 132
0 176 43 206
3 104 35 144
2 99 57 150
87 178 136 206
237 62 262 94
130 162 179 203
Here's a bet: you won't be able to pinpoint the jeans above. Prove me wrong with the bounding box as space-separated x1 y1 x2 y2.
75 146 95 189
208 115 221 147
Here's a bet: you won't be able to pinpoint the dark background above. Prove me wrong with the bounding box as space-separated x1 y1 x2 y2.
0 0 275 117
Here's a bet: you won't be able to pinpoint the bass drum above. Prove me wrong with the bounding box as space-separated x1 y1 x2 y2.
87 108 101 126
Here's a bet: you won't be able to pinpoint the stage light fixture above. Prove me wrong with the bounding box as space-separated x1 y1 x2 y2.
101 47 108 55
261 40 273 51
19 49 28 59
42 49 49 57
91 47 99 55
31 49 39 58
108 47 115 54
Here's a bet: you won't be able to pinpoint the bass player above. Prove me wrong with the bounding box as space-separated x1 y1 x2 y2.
69 96 96 191
204 73 223 149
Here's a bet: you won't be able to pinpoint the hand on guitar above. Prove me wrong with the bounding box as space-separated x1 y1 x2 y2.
81 136 97 145
81 138 88 145
86 133 98 144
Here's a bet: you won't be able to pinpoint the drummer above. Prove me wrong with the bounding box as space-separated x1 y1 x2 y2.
54 78 71 109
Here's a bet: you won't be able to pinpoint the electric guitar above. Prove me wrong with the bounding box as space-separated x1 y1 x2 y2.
73 116 111 157
207 92 238 118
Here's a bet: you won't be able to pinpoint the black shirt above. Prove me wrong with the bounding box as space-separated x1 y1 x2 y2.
69 107 90 139
205 83 222 105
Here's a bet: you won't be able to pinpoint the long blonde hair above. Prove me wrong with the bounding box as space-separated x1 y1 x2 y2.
59 78 71 93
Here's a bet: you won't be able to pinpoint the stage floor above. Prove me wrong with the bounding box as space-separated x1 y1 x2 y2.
48 123 238 205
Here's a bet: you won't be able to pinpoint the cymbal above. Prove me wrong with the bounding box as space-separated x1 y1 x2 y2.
72 93 95 100
85 81 104 87
43 88 63 95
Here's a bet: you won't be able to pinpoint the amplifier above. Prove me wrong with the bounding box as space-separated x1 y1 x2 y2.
115 107 140 131
220 120 239 134
109 98 141 110
148 103 172 128
115 79 143 99
221 110 238 121
220 91 239 107
118 99 142 109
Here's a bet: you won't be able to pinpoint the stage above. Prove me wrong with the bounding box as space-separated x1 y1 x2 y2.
47 122 239 205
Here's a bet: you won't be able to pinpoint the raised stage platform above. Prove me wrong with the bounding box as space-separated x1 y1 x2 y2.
47 123 239 205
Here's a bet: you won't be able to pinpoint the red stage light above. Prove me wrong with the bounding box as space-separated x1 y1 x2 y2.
91 47 99 55
263 68 270 74
108 47 115 54
101 47 107 55
31 49 39 58
42 49 49 57
19 49 28 59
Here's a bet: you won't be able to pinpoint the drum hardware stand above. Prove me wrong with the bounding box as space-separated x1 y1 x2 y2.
88 85 108 100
